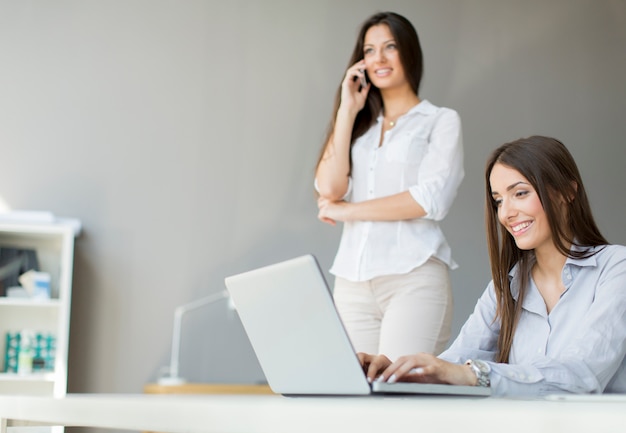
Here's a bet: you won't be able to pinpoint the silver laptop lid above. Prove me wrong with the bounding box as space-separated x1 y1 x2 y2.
226 254 491 398
225 255 371 395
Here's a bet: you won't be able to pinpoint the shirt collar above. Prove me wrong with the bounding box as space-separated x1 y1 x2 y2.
564 244 600 268
376 99 436 122
409 99 437 115
507 245 600 301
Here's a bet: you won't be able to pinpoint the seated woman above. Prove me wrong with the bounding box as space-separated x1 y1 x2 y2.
359 135 626 396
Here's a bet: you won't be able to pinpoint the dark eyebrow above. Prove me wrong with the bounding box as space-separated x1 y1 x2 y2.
491 181 529 196
363 39 396 48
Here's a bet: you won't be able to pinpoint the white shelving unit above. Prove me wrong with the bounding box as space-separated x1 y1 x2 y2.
0 219 79 397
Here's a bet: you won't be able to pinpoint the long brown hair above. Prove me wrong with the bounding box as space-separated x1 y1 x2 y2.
485 136 607 363
316 12 423 171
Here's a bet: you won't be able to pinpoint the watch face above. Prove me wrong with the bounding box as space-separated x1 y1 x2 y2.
474 360 490 373
466 359 491 387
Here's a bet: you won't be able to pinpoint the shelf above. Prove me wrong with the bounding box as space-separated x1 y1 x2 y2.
0 218 81 237
0 372 56 382
0 298 61 307
0 219 78 398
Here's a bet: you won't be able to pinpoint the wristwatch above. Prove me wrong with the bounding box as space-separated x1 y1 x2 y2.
465 359 491 387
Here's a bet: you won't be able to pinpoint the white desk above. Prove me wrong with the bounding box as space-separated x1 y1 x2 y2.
0 393 625 433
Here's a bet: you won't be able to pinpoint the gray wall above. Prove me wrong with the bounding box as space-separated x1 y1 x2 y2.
1 0 625 393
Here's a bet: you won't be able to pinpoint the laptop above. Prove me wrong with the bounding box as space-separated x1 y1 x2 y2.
224 254 490 397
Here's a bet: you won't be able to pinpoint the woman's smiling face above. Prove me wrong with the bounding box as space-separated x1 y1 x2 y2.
362 24 408 91
489 162 553 252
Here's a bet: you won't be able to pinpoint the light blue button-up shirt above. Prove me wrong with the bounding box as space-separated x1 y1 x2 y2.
440 244 626 396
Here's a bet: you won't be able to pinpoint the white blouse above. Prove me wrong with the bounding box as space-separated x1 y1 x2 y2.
328 99 464 282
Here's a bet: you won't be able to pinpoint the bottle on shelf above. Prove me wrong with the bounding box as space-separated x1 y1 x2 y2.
17 330 34 374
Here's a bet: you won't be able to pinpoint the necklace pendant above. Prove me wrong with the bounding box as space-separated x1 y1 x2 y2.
389 121 395 127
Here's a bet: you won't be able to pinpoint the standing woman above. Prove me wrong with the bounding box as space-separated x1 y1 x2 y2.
315 12 464 360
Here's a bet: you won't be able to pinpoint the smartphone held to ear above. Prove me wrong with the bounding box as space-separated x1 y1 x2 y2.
359 69 368 90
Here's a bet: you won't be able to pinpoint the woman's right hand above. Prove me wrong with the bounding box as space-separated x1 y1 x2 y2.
315 62 368 199
359 352 479 387
357 352 392 383
339 60 370 115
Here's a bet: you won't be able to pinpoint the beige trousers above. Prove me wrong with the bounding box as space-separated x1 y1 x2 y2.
333 259 453 361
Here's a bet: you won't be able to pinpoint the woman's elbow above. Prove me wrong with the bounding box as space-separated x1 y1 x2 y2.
317 188 346 202
315 180 348 201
